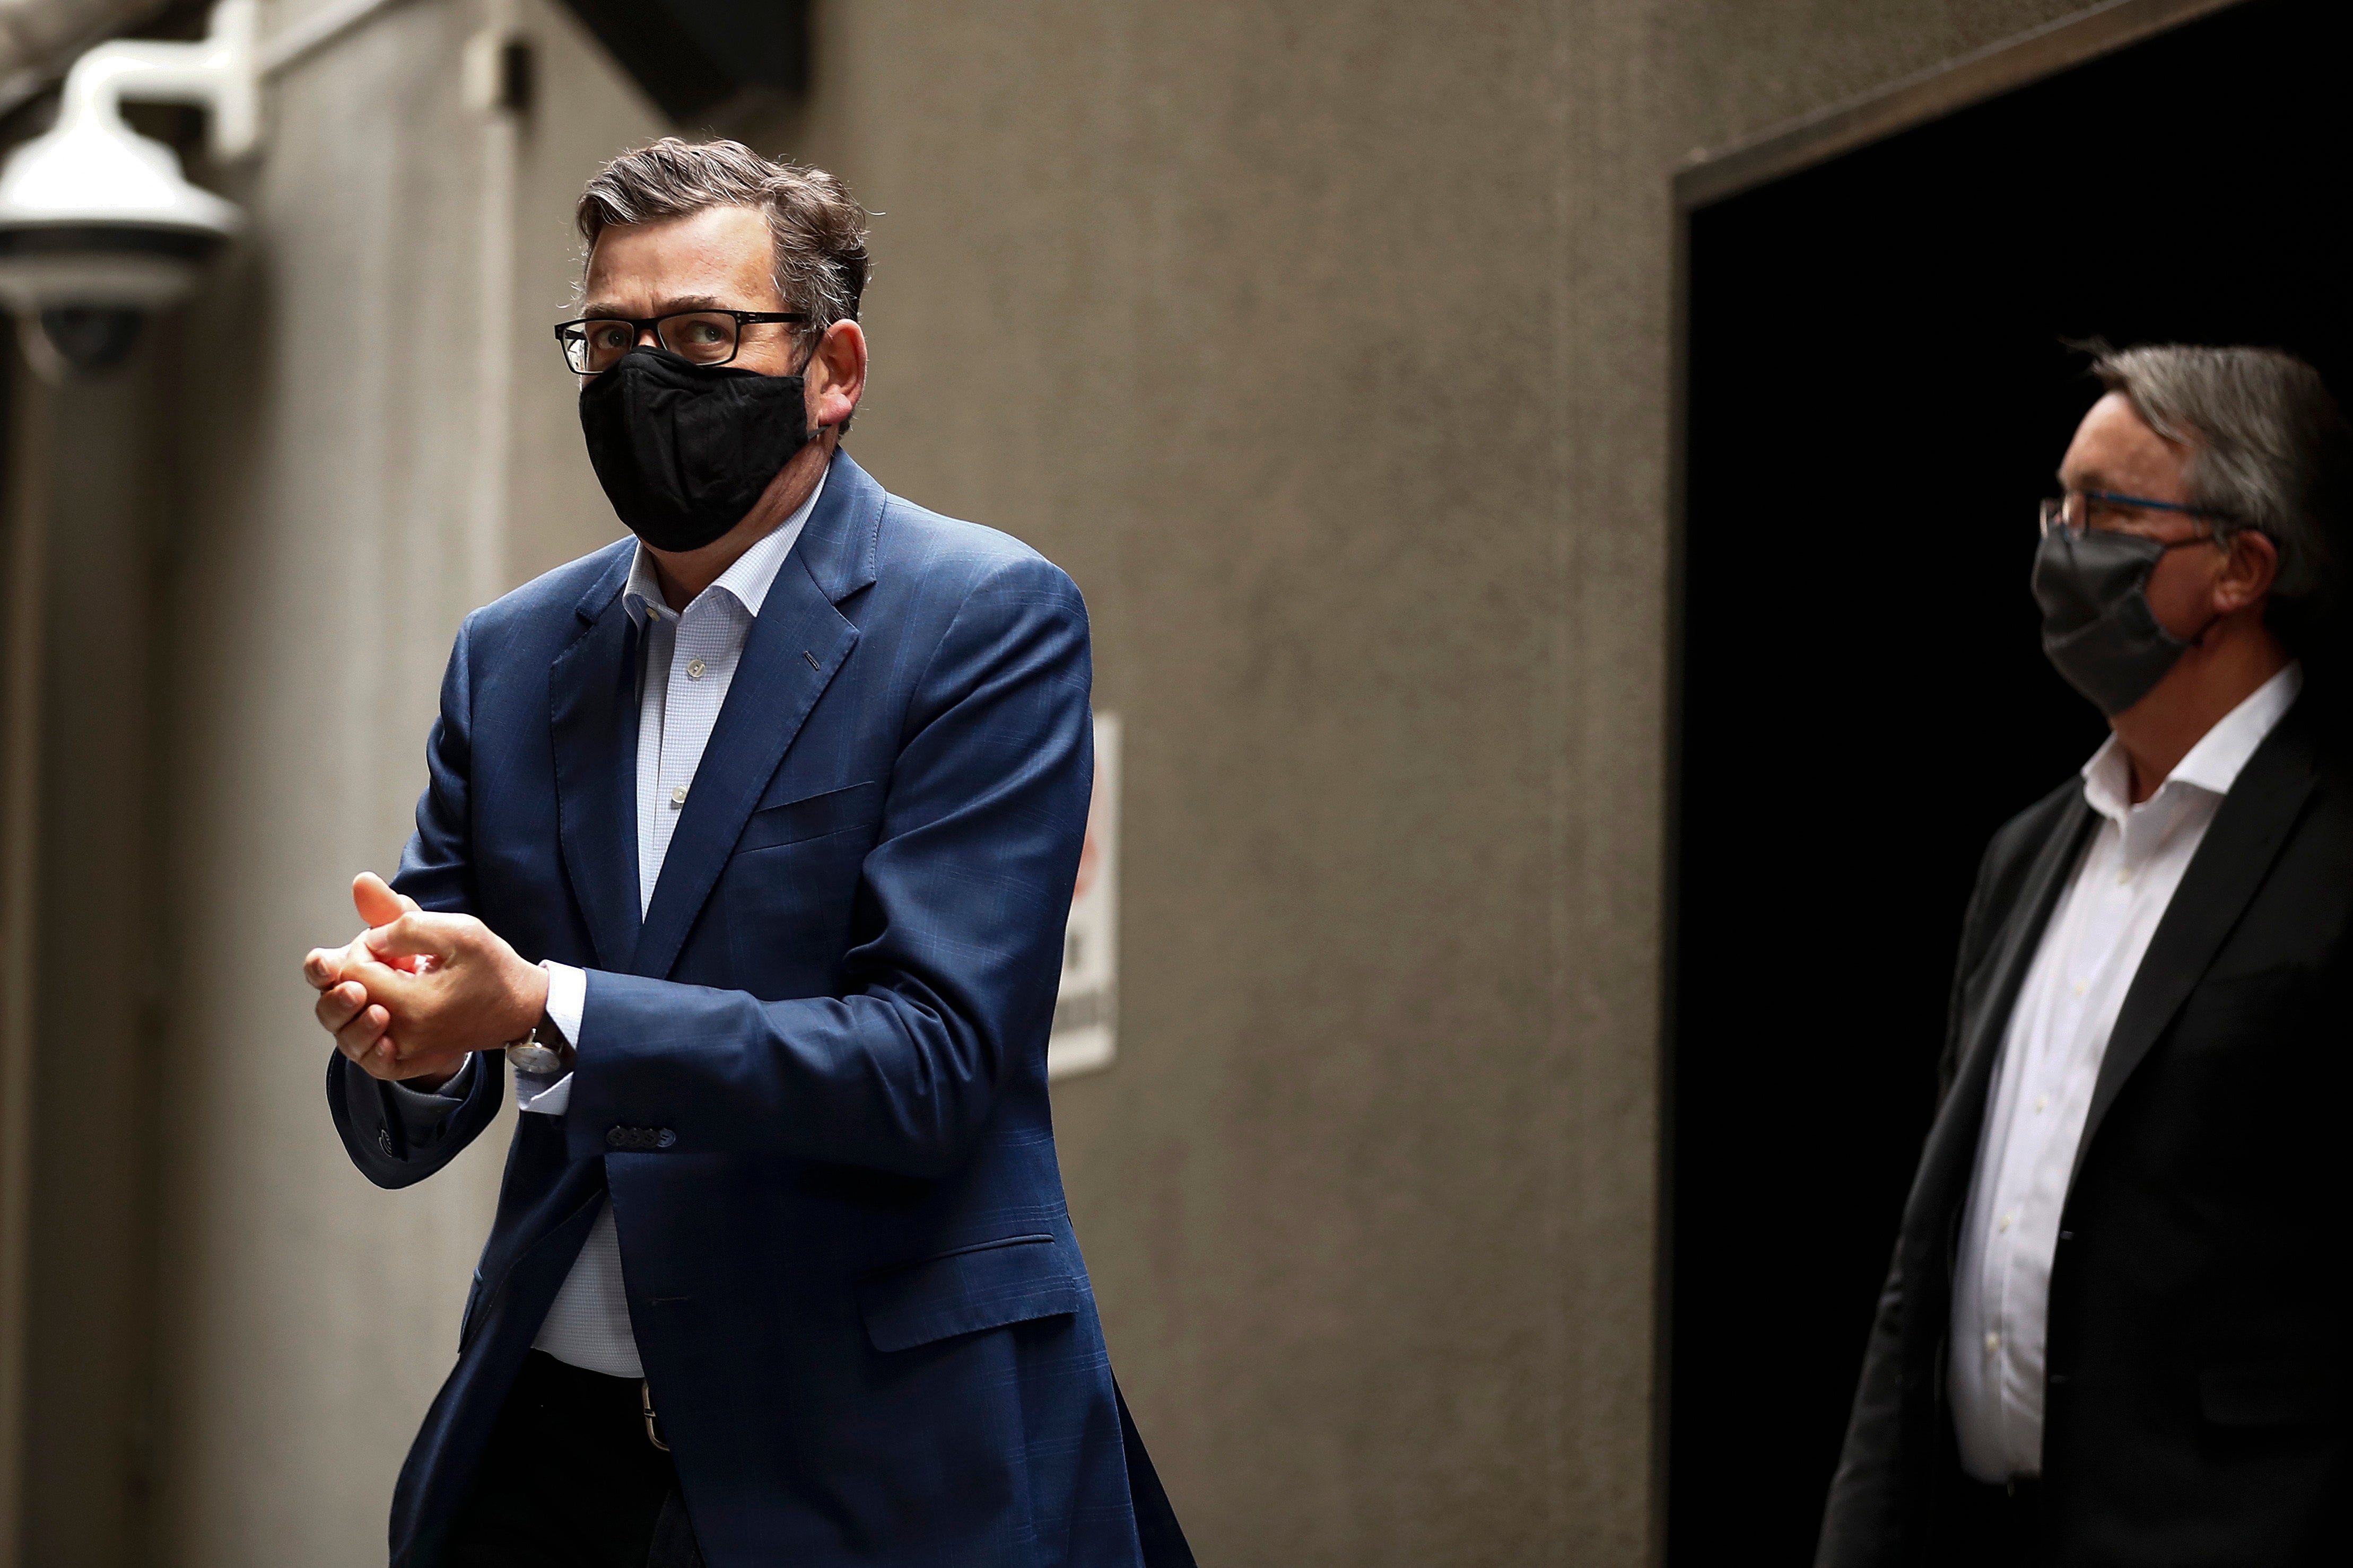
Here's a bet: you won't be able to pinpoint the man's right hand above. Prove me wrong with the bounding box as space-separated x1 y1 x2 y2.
303 873 470 1089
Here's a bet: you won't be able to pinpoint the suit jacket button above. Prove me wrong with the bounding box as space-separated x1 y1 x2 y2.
377 1128 394 1157
606 1126 626 1147
657 1129 675 1149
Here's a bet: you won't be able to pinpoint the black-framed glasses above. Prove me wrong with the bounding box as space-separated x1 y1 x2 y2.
554 309 809 374
2037 488 2242 542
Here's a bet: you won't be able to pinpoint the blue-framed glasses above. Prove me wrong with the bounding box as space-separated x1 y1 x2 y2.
2037 488 2242 541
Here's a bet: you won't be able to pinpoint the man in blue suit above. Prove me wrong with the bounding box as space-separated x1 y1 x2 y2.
300 138 1190 1568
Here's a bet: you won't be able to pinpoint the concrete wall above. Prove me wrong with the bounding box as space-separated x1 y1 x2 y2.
0 0 2112 1563
16 359 168 1568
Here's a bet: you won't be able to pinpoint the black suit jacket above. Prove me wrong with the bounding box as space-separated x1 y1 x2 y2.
1818 695 2352 1567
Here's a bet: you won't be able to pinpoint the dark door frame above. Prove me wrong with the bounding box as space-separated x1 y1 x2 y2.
1675 0 2246 211
1653 0 2252 1560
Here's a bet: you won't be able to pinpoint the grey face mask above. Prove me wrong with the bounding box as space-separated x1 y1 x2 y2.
2032 527 2212 716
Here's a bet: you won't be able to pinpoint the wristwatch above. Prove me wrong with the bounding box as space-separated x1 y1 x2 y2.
504 1012 573 1076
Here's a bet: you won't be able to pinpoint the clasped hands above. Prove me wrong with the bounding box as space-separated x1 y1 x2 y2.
302 872 549 1090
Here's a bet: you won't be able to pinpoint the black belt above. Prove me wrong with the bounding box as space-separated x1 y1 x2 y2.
1941 1474 2045 1566
512 1349 672 1453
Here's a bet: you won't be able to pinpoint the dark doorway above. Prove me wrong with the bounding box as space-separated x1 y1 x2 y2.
1668 1 2353 1561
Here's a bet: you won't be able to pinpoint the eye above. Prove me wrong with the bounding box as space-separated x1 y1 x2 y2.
589 323 632 350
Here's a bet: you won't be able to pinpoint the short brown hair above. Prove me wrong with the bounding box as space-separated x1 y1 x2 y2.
577 137 869 353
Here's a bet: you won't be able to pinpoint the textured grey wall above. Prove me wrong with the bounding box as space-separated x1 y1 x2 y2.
0 0 2119 1564
18 363 165 1568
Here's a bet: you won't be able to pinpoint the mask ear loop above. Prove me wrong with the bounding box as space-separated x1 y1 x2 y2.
797 321 852 441
799 328 829 441
2173 521 2262 648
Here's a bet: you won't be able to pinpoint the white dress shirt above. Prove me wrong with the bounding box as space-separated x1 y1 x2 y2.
1948 661 2300 1481
430 471 823 1379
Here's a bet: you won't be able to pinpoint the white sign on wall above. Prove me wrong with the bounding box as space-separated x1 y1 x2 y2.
1048 712 1118 1081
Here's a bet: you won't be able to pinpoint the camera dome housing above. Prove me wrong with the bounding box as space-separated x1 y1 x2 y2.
0 111 241 314
0 0 254 373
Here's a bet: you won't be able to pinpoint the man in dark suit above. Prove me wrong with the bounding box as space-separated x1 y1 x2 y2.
1818 344 2352 1567
299 138 1191 1568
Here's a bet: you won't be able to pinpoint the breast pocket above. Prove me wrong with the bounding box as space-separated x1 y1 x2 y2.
724 781 884 995
2161 964 2315 1060
737 779 884 853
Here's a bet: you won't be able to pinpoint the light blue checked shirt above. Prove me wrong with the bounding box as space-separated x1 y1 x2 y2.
429 469 825 1377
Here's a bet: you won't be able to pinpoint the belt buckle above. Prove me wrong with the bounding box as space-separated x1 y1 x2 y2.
642 1380 669 1452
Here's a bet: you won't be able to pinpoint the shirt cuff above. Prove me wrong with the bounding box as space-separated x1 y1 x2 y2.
515 1070 572 1116
517 961 585 1117
543 960 586 1047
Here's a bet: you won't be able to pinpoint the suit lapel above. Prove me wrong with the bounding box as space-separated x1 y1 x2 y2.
2071 705 2319 1180
548 548 642 972
629 451 884 980
1909 794 2095 1232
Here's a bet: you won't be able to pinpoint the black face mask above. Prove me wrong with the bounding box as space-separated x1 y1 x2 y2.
578 346 814 553
2032 527 2210 716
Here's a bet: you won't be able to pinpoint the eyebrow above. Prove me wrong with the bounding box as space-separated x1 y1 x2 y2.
578 294 739 319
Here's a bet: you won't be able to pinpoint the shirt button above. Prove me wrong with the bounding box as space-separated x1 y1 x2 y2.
686 657 707 680
2115 866 2134 885
2072 979 2087 998
669 785 688 807
2034 1095 2048 1114
1985 1332 2001 1353
1998 1213 2014 1232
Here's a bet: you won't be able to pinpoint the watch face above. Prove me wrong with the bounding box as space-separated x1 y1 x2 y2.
507 1042 564 1075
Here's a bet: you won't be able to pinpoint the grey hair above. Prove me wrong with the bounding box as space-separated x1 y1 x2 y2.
2088 343 2350 625
576 137 869 355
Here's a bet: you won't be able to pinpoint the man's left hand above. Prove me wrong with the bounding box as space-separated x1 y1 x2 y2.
344 910 551 1065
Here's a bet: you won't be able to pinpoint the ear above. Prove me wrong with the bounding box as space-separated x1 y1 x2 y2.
2213 527 2280 615
806 320 868 433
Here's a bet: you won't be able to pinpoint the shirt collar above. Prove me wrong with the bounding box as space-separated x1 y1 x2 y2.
623 463 829 625
2080 659 2303 822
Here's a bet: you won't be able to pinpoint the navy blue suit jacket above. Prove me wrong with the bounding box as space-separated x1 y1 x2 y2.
326 452 1189 1568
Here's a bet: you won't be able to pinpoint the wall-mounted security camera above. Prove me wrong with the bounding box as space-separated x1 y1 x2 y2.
0 0 256 378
